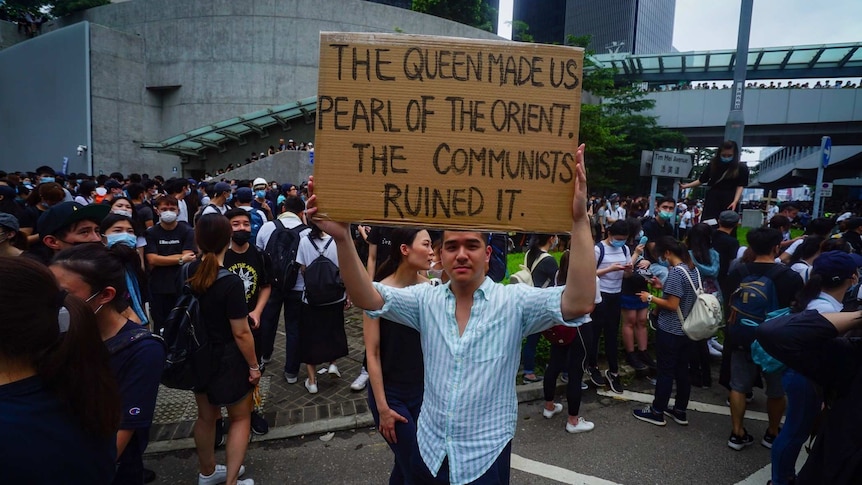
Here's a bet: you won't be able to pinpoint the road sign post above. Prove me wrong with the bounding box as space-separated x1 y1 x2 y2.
812 136 832 218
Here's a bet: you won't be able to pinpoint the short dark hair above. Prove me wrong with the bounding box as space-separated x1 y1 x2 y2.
778 202 798 213
281 195 305 215
126 183 145 201
36 165 55 176
608 220 628 236
747 227 782 256
224 208 250 223
656 197 676 207
156 195 179 209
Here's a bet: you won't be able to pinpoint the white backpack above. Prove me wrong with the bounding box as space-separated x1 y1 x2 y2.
674 266 724 341
509 252 552 287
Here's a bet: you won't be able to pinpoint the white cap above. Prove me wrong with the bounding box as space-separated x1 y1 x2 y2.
837 211 853 222
252 177 267 188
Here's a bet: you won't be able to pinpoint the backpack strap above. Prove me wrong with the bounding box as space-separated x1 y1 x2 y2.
104 325 166 356
673 266 702 324
595 242 605 268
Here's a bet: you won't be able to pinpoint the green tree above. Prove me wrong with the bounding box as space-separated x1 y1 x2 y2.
564 34 686 194
509 20 533 43
411 0 495 32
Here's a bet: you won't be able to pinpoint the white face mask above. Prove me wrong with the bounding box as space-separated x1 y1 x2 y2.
159 210 178 224
112 209 132 218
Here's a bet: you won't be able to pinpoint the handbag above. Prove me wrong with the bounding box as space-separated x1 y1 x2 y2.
542 325 578 346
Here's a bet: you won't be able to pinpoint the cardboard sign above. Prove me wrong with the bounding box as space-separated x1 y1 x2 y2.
314 32 584 233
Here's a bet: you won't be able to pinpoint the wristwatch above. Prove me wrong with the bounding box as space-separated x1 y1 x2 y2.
178 256 184 265
647 294 653 303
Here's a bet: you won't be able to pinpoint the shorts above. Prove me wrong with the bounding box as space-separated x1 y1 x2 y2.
195 342 253 406
620 294 649 310
729 350 785 398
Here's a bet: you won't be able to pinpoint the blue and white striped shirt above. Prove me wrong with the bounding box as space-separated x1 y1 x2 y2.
367 277 588 484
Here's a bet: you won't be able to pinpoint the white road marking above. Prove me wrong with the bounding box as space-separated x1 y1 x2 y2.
595 389 774 422
734 447 808 484
511 453 623 485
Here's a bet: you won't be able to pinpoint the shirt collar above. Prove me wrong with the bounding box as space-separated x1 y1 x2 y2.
444 276 494 301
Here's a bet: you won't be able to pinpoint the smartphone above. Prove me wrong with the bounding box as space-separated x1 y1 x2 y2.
639 236 648 246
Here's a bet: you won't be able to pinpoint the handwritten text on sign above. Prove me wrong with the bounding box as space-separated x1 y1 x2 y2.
313 32 584 233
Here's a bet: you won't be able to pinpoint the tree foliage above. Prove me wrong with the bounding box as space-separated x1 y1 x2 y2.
411 0 495 32
564 34 686 194
1 0 109 18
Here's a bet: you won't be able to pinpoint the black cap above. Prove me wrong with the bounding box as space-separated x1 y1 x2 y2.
36 202 109 237
105 180 122 190
235 187 253 203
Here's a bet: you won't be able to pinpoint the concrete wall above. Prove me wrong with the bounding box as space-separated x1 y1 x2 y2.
0 20 30 50
216 150 315 187
188 123 317 175
0 22 90 174
67 0 502 176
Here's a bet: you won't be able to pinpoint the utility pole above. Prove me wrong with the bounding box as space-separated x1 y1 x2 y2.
725 0 754 147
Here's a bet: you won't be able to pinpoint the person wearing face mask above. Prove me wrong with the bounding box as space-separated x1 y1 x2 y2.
587 221 634 394
0 213 24 257
101 214 149 325
198 182 233 219
232 188 268 243
642 197 677 260
50 243 166 485
144 196 197 336
679 140 750 222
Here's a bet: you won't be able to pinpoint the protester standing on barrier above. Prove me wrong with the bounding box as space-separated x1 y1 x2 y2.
679 140 749 222
303 143 595 484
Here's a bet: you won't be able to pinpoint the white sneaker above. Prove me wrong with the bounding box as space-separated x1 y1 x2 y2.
328 363 341 378
542 403 563 419
566 417 595 434
351 369 370 391
198 464 246 485
305 378 318 394
237 480 254 485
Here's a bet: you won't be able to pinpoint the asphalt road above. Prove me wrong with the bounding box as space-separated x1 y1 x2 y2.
145 373 782 484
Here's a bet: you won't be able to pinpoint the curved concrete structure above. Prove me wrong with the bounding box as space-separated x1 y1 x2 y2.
1 0 500 176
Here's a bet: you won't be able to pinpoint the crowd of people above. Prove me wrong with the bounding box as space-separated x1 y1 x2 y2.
2 139 862 485
649 78 862 92
209 138 314 177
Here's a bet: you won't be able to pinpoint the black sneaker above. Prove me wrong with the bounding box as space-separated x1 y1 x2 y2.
251 410 269 435
728 429 754 450
632 405 666 426
214 417 226 449
663 408 689 425
638 350 657 370
605 370 623 394
626 352 648 371
143 468 156 484
761 428 780 449
587 367 607 387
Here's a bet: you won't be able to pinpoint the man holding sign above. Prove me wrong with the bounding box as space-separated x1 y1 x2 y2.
305 143 595 484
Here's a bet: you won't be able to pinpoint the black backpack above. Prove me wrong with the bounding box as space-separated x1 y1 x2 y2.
193 203 230 225
303 237 345 306
160 265 232 390
727 264 785 350
265 219 308 293
486 233 510 283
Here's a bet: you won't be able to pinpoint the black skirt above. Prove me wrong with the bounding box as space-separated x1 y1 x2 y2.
298 302 349 365
196 342 253 406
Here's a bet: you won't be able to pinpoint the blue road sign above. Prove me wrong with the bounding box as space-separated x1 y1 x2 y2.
822 136 832 168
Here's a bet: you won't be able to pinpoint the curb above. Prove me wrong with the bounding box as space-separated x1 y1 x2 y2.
145 381 565 454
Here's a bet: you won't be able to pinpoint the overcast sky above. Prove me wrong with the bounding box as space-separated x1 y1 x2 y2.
497 0 862 50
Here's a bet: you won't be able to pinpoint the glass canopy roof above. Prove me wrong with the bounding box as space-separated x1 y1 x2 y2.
140 96 317 158
588 42 862 82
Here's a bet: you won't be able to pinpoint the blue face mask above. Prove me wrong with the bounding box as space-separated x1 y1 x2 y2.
255 190 266 199
656 257 669 267
610 239 627 248
106 233 136 249
720 156 733 163
41 177 55 184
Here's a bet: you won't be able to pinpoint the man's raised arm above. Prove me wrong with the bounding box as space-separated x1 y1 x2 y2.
305 176 385 311
561 144 597 320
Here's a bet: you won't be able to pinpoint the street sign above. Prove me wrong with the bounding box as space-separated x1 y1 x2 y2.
650 151 692 178
822 136 832 168
820 182 833 197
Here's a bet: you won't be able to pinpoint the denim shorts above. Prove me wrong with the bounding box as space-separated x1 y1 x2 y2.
729 350 785 398
620 294 649 310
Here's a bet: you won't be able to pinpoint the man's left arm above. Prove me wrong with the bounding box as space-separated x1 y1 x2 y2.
561 143 597 320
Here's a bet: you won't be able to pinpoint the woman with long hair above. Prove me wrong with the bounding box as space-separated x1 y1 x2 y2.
788 236 825 283
0 257 120 483
50 243 166 484
634 236 700 426
187 214 258 485
686 223 722 388
680 140 750 222
364 227 435 484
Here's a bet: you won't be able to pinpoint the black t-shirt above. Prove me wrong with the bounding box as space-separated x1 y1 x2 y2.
0 376 116 483
643 217 674 245
367 226 394 270
107 321 166 476
135 203 154 225
726 262 804 309
843 230 862 254
144 223 196 294
699 163 750 192
379 316 424 388
18 205 40 230
712 230 740 283
186 261 248 346
526 251 558 288
224 246 272 311
621 267 652 295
